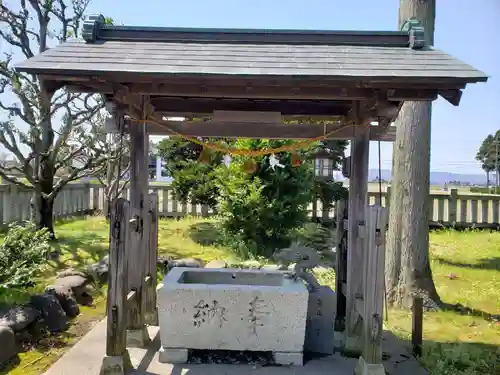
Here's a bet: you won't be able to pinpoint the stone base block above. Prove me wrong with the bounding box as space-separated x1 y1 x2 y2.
158 347 189 364
273 351 303 366
126 327 151 348
99 353 132 375
355 357 385 375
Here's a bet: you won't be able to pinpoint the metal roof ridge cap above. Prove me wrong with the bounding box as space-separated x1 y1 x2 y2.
82 14 106 43
80 13 411 46
400 18 426 49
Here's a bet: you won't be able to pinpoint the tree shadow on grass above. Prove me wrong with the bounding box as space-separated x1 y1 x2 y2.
440 301 500 323
436 256 500 272
382 331 499 375
50 233 108 271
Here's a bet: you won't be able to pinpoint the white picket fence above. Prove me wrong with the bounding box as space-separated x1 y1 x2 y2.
1 183 500 228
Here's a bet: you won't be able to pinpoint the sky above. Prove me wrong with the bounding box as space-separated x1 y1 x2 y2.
2 0 499 174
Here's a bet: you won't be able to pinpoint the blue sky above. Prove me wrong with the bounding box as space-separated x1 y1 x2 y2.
3 0 498 174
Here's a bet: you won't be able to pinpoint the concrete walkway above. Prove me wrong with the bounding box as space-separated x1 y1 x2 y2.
43 319 428 375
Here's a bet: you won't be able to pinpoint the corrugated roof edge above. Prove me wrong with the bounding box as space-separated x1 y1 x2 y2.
81 13 425 48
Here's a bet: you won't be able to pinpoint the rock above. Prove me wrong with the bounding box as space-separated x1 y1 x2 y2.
73 285 94 306
30 293 68 333
262 264 280 271
204 260 227 269
54 275 88 289
166 258 204 271
87 256 109 283
0 326 17 366
56 268 87 279
45 285 80 318
54 275 93 305
0 305 40 332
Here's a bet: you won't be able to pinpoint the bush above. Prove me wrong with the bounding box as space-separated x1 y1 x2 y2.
0 223 51 293
216 139 315 258
289 222 335 255
469 186 500 194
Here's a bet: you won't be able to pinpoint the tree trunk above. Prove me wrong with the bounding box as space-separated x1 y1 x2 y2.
486 171 490 188
386 0 441 309
38 153 56 239
38 194 55 238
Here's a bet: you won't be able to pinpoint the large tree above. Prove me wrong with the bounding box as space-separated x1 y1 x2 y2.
476 132 500 188
0 1 112 237
385 0 441 309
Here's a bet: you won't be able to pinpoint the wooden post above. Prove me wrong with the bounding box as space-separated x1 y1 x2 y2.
126 99 151 348
345 126 370 354
99 198 132 375
355 206 387 375
448 189 458 226
334 200 348 334
412 297 423 357
144 193 159 326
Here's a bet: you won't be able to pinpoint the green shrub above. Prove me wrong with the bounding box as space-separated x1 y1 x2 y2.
0 223 51 293
216 139 315 258
289 222 335 254
469 186 500 194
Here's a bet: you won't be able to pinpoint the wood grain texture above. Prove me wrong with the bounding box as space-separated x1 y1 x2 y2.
126 96 150 335
345 125 370 348
361 206 387 364
106 198 131 356
144 193 159 326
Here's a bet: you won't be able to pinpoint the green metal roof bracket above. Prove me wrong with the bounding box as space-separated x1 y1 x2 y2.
400 18 425 49
82 14 105 43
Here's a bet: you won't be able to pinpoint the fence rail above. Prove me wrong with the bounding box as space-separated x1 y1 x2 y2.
1 183 500 228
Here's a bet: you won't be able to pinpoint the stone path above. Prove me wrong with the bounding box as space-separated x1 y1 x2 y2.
43 319 428 375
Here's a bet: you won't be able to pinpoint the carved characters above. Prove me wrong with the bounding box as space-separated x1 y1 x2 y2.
247 296 268 335
193 300 227 328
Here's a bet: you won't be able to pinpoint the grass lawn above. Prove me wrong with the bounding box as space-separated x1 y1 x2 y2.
1 216 499 375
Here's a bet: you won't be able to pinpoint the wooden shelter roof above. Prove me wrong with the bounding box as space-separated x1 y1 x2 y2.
15 15 488 141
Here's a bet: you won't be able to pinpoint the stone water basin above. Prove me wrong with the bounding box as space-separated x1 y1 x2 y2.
157 267 308 364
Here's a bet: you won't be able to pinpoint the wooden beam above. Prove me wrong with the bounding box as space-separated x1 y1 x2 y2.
104 117 396 141
153 97 351 116
42 73 469 90
67 81 440 102
439 89 462 106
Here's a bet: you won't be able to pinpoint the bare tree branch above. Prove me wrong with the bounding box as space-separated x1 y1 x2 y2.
0 0 117 235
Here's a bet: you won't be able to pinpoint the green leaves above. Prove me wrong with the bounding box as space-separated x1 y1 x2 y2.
476 131 500 173
0 223 51 293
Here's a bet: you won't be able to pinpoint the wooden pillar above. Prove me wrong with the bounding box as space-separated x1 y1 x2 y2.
344 126 370 354
144 193 159 325
99 198 132 375
126 97 151 348
355 206 387 375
